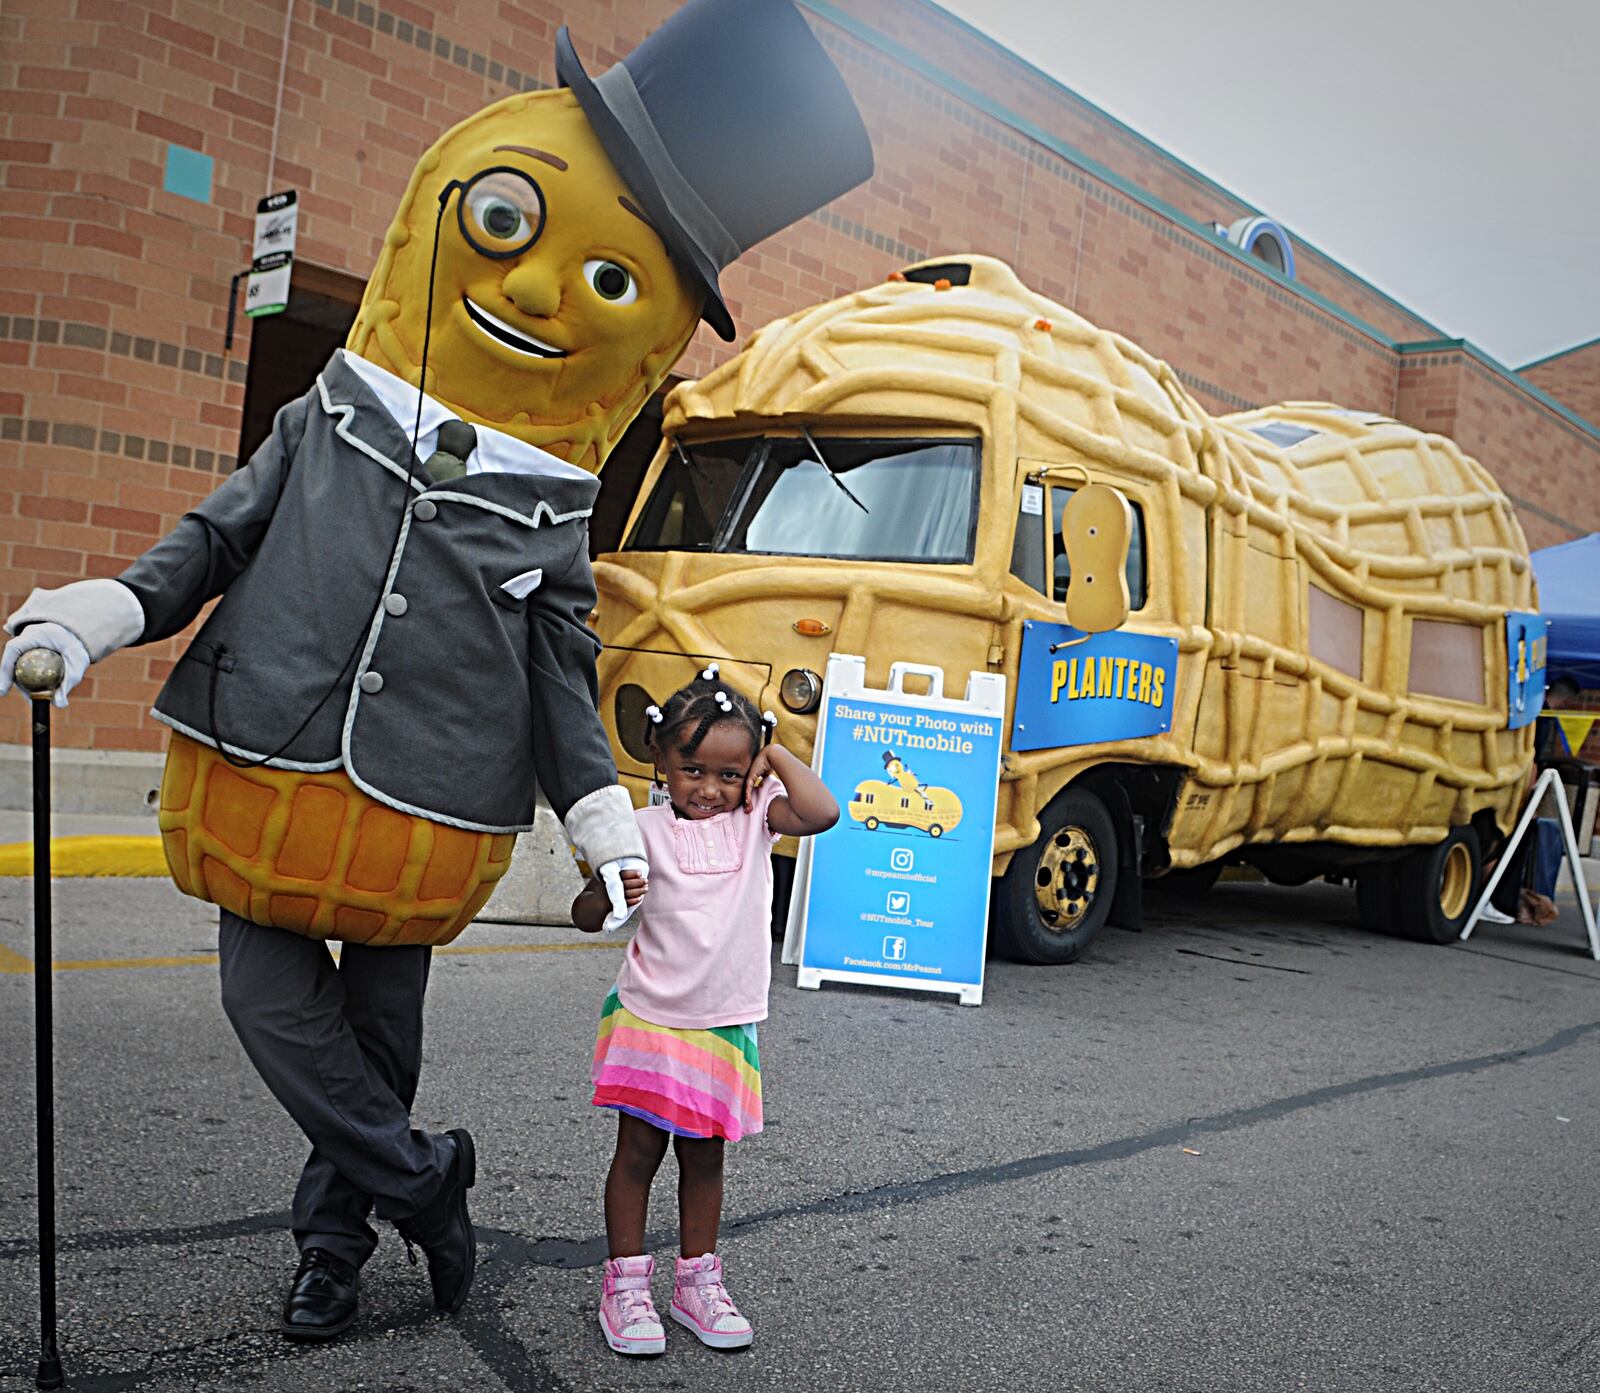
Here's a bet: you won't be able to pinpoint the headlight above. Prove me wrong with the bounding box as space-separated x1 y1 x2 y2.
779 668 822 713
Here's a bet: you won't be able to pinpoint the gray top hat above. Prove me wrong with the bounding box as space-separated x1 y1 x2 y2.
556 0 874 341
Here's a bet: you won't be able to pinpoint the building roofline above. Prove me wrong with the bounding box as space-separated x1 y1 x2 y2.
1519 334 1600 373
803 0 1447 343
798 1 1598 449
1398 340 1600 445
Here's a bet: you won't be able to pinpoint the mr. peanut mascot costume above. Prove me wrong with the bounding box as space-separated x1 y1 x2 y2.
1 0 871 1341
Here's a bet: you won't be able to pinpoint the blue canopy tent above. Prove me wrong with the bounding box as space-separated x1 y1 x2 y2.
1533 534 1600 691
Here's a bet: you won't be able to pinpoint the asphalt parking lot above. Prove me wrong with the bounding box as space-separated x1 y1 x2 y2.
2 874 1599 1392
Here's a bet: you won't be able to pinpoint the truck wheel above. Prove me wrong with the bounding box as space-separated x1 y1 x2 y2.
929 824 943 838
865 816 879 831
1356 862 1398 934
993 787 1119 964
1392 827 1481 945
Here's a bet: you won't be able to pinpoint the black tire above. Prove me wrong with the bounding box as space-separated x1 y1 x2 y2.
1392 826 1481 945
770 852 796 940
929 824 943 839
1356 861 1398 934
992 786 1119 965
865 816 879 831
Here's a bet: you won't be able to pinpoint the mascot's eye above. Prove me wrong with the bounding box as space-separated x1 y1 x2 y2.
470 194 531 245
584 259 638 305
454 168 545 257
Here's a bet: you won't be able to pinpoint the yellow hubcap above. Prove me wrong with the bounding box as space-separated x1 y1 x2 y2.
1439 842 1472 919
1034 826 1099 932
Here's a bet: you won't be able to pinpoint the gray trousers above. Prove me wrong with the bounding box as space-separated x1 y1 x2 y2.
218 911 451 1267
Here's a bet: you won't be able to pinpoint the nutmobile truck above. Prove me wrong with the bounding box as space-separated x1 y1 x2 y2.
590 256 1542 964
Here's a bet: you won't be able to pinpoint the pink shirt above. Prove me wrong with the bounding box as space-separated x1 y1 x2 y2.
613 778 786 1030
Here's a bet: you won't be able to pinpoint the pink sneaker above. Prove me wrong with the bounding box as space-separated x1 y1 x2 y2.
599 1255 665 1356
671 1253 753 1349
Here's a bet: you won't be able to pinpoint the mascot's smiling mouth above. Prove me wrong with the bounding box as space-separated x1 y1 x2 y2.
463 297 569 358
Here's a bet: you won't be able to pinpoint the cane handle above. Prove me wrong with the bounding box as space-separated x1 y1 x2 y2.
15 647 65 701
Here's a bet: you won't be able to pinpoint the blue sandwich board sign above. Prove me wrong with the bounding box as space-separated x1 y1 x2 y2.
1012 620 1178 751
782 655 1005 1007
1505 610 1548 730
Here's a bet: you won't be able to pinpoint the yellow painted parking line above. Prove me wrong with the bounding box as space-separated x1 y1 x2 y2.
0 938 622 975
0 835 167 878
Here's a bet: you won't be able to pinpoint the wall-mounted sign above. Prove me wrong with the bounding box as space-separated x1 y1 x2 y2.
1012 620 1177 751
1506 610 1549 730
246 190 298 318
782 654 1005 1007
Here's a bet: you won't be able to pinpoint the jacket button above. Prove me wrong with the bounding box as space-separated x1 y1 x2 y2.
414 499 437 521
359 671 384 694
384 593 408 616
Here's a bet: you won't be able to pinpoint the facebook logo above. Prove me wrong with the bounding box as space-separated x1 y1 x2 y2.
886 890 911 915
883 936 907 961
890 847 914 872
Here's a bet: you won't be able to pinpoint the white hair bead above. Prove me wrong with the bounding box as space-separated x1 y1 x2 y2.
701 662 720 680
762 710 778 726
645 705 663 723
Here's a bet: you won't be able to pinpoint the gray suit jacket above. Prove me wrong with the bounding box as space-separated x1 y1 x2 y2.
120 352 618 836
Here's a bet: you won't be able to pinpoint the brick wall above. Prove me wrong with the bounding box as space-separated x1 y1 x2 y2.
3 0 1597 756
1521 339 1600 433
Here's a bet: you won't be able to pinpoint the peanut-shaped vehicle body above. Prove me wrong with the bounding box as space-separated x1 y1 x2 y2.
594 256 1538 963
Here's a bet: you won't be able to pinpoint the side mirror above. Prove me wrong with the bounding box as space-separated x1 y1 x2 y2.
1061 484 1132 633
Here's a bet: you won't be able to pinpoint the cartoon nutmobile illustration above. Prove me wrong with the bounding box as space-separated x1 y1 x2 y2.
1 0 871 1333
849 750 965 838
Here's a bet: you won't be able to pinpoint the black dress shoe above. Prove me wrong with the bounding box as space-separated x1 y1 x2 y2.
396 1127 477 1313
279 1247 359 1341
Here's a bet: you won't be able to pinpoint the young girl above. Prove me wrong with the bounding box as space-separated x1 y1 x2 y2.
571 665 839 1356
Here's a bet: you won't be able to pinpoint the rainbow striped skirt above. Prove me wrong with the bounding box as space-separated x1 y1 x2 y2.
591 989 764 1142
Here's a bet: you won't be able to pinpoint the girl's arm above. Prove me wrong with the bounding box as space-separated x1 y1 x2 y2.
571 869 647 932
757 743 840 838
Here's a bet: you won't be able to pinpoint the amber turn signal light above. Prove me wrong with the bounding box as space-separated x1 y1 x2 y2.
792 618 832 637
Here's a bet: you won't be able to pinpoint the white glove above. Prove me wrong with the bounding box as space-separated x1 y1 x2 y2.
0 623 90 709
599 855 649 932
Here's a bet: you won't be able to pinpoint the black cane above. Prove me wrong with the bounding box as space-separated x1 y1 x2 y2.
16 647 66 1390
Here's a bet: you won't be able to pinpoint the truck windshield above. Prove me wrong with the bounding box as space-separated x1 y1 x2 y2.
624 436 981 563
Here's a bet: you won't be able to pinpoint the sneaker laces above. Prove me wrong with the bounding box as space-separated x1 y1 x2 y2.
613 1282 656 1327
691 1277 738 1322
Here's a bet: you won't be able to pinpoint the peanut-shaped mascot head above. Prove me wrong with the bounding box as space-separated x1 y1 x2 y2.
348 0 873 472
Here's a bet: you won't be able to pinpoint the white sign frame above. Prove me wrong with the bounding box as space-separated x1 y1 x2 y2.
782 653 1006 1006
1459 765 1600 959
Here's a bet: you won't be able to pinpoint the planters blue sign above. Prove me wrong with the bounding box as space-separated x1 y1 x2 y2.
1012 621 1178 751
790 658 1005 1007
1506 610 1548 730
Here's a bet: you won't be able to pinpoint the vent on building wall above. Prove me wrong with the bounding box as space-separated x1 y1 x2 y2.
1212 216 1297 280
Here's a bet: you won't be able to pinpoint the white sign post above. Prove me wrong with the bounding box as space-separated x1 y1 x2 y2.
782 654 1006 1006
1459 765 1600 959
245 190 298 318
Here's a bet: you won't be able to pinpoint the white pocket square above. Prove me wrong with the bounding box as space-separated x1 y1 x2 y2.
501 568 543 599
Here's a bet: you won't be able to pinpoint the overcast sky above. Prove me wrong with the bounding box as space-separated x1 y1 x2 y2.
928 0 1597 368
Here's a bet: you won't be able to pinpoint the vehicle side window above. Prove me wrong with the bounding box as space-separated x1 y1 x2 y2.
1008 483 1046 594
1008 484 1148 610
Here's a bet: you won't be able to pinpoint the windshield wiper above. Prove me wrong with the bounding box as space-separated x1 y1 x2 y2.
802 427 870 515
672 439 700 472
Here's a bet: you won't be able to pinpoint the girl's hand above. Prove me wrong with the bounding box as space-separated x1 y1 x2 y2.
620 869 648 906
744 747 776 810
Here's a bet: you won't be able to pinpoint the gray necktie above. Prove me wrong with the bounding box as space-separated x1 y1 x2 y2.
425 419 476 483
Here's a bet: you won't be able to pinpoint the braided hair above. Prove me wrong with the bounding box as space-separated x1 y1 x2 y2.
644 663 778 764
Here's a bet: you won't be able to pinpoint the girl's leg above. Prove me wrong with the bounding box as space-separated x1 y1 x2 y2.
605 1114 670 1258
673 1135 725 1257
